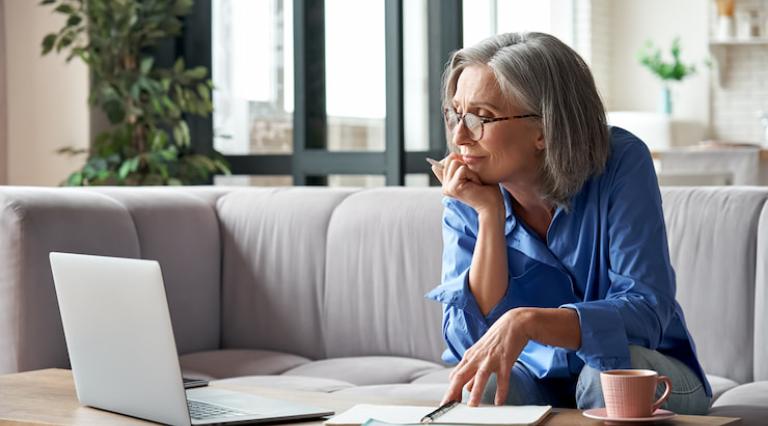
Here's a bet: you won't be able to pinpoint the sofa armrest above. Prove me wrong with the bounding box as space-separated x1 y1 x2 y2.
0 188 140 374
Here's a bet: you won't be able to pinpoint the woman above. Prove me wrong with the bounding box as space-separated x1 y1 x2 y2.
425 32 711 414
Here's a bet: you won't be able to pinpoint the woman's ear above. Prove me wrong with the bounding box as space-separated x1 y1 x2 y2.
534 128 545 151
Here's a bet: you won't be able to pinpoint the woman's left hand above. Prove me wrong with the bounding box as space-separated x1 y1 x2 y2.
441 308 533 406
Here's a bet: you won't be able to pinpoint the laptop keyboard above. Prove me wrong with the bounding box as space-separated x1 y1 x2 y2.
187 399 251 420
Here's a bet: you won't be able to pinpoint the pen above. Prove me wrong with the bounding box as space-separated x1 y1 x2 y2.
420 400 459 424
426 157 444 171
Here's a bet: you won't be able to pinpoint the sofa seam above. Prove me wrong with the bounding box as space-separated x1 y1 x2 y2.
320 187 363 359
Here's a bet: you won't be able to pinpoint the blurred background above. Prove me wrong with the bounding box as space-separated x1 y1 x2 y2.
1 0 766 187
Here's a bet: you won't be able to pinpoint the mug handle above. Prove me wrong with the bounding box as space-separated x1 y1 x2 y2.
651 375 672 412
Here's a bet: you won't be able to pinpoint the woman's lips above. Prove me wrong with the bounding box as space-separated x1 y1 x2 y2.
461 155 485 165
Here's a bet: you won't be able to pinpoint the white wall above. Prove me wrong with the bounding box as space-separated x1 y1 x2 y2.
607 0 710 132
574 0 613 109
2 0 88 186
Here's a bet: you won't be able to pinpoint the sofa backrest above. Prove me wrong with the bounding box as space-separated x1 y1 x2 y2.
217 187 357 360
86 188 225 356
661 187 768 384
322 188 445 363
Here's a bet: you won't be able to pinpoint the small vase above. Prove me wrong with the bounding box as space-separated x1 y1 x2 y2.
659 85 672 116
717 15 735 40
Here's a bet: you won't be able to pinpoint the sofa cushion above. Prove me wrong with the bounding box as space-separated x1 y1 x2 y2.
179 349 310 380
332 384 446 403
281 356 445 386
709 381 768 426
214 375 354 393
217 188 356 359
661 187 768 384
411 368 452 384
323 188 446 362
711 381 768 407
706 374 739 402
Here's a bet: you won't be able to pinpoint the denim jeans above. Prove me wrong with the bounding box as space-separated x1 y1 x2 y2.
468 345 711 415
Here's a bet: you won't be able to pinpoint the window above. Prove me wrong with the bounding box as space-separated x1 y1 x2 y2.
183 0 462 186
325 0 386 152
463 0 574 48
212 0 293 155
403 0 430 153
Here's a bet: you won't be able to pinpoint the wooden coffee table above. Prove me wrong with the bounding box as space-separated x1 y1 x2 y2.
0 369 740 425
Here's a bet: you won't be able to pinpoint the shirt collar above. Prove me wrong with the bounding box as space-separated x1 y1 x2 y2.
500 184 569 271
499 185 516 236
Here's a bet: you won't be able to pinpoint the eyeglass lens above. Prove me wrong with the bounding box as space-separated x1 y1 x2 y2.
445 110 482 140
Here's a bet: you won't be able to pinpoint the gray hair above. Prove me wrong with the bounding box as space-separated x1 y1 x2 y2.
442 32 610 208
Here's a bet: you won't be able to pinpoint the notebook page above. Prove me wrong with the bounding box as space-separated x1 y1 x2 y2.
439 404 551 425
325 403 552 426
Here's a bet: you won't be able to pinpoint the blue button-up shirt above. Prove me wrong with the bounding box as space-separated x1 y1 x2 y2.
425 126 711 397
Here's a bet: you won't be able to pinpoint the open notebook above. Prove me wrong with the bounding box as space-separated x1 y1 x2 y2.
325 403 551 426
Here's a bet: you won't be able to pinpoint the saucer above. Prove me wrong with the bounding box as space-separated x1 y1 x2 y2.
582 408 676 423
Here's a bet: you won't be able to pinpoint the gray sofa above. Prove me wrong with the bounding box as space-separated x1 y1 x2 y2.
1 186 767 423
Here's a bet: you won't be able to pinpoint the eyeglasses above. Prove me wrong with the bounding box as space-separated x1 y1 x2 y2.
444 108 540 141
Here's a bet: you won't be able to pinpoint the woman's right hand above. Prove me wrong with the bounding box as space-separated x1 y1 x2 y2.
431 153 504 218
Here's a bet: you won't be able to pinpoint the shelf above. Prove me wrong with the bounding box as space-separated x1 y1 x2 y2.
709 38 768 46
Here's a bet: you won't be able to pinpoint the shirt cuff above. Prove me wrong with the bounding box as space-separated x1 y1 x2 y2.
425 268 486 324
560 301 632 371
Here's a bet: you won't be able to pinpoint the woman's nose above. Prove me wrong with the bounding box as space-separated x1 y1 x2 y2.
452 119 474 146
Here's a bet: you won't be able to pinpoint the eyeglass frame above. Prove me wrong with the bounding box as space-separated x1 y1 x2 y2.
443 108 540 142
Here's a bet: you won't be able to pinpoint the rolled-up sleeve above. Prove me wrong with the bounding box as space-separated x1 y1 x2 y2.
561 141 677 371
425 198 494 364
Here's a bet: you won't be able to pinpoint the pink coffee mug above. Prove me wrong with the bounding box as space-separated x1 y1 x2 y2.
600 369 672 418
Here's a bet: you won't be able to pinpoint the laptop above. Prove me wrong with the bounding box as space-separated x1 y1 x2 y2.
49 252 334 426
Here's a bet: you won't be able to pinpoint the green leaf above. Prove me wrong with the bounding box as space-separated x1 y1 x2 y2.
103 100 125 124
41 34 57 55
179 121 190 146
172 0 194 16
196 83 210 101
173 58 185 74
214 159 231 174
173 121 190 147
40 0 57 5
56 32 75 52
118 160 132 179
160 149 177 161
66 14 82 27
54 4 74 14
185 66 207 80
140 57 154 74
150 130 168 150
91 157 108 172
130 82 141 100
66 171 84 186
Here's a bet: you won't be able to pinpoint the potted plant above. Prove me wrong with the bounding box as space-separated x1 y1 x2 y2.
637 37 697 116
40 0 229 185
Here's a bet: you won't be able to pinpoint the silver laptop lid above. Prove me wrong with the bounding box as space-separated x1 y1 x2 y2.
50 252 190 426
